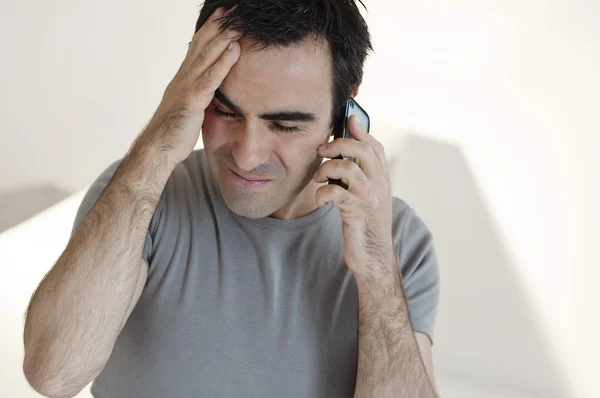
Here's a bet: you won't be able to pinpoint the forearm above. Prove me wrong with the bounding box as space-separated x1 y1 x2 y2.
354 259 437 398
23 137 172 396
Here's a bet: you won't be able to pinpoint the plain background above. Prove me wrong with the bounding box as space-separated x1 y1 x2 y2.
0 0 598 397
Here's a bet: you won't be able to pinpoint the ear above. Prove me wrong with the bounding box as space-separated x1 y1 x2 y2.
351 86 359 98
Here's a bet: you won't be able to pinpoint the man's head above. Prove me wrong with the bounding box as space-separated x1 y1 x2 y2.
196 0 372 219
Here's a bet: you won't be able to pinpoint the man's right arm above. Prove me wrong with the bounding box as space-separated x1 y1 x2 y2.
22 7 242 397
22 144 173 398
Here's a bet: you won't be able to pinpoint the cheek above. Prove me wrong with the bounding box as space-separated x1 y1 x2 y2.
202 112 235 148
276 140 322 177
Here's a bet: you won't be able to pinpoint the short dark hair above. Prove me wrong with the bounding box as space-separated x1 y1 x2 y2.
195 0 373 127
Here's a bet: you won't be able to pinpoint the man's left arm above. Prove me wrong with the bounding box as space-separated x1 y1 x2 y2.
314 114 439 397
353 255 438 397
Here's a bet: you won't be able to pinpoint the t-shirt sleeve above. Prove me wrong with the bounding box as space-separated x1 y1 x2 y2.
392 198 441 345
71 160 155 263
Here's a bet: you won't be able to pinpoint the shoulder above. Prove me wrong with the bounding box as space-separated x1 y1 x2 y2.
390 196 438 282
72 159 123 234
391 196 434 248
391 196 441 343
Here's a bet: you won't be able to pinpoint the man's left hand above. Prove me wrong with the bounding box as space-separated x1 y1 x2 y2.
313 115 395 280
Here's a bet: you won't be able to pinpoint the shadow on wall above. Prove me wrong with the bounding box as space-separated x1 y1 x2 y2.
0 185 71 233
390 134 573 398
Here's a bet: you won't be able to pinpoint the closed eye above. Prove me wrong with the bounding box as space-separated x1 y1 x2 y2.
211 106 239 119
272 124 300 134
211 106 300 134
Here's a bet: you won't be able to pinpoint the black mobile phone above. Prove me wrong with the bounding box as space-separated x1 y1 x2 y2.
328 98 371 189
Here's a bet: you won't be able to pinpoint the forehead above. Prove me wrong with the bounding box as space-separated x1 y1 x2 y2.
219 37 333 116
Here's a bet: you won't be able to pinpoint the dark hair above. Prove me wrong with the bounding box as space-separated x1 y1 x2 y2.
195 0 372 127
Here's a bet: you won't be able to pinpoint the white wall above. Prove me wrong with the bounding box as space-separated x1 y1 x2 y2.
0 0 598 397
0 0 196 192
362 1 600 397
359 2 599 397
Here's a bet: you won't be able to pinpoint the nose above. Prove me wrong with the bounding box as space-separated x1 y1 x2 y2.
231 122 271 172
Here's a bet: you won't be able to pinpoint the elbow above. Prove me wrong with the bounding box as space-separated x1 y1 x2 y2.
23 359 85 398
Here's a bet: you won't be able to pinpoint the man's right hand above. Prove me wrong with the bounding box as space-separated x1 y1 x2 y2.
141 7 241 167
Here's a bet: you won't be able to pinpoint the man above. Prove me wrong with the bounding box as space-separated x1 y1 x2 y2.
23 1 440 397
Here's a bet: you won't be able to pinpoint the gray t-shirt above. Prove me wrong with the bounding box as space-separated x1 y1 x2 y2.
72 149 440 398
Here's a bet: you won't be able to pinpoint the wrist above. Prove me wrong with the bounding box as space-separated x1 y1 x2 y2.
140 110 194 169
111 140 174 203
132 124 178 166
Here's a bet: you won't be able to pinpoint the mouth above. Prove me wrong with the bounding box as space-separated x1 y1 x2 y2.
229 169 271 189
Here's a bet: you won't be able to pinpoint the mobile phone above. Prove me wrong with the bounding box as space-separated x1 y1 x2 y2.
328 98 371 189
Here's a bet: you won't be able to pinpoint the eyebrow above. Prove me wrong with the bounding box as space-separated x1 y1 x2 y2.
214 89 317 123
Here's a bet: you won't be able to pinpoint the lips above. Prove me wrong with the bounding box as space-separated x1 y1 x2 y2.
231 169 270 182
228 168 272 189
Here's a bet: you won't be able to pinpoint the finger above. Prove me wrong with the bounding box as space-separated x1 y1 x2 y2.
186 6 239 64
192 41 241 104
188 27 242 80
313 159 369 194
315 184 359 212
186 7 226 62
347 115 388 172
318 136 380 179
347 114 369 140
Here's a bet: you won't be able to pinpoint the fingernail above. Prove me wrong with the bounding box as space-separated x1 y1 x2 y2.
318 144 327 151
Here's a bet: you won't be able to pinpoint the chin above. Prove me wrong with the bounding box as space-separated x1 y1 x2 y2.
222 194 278 219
